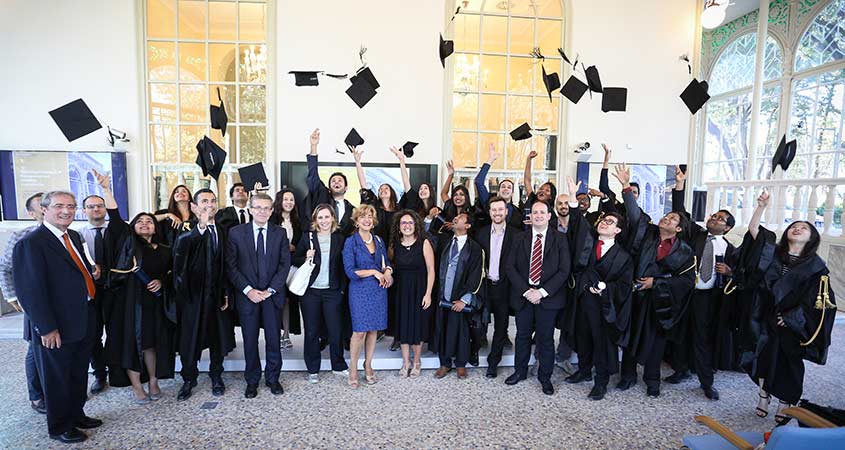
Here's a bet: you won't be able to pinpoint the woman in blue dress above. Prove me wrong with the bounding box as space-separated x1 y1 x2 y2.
343 204 393 387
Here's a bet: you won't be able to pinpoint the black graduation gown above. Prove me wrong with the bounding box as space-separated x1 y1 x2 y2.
106 237 177 386
173 225 236 362
154 209 197 249
432 236 485 358
739 228 837 404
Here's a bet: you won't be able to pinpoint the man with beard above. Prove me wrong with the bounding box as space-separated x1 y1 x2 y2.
173 189 236 400
613 164 696 398
306 129 354 235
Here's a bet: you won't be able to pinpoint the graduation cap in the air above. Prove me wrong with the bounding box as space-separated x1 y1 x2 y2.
439 34 455 68
238 162 269 190
585 66 603 93
557 48 573 66
771 135 797 173
601 87 627 112
346 67 379 108
48 98 102 142
345 128 365 149
288 71 348 87
195 136 227 180
679 78 711 114
210 87 228 137
510 123 532 141
541 66 561 102
560 75 589 104
402 141 418 158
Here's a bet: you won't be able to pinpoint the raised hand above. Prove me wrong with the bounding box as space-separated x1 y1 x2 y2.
309 128 320 146
353 148 364 164
757 190 770 207
389 146 404 162
675 165 686 184
612 164 631 186
446 160 455 175
588 188 606 199
601 143 612 157
565 176 581 196
528 150 538 160
486 143 500 164
92 169 110 190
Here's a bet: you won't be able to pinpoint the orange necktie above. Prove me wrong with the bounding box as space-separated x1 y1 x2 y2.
62 233 96 299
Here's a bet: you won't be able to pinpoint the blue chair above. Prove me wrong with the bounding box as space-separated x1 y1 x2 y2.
682 407 845 450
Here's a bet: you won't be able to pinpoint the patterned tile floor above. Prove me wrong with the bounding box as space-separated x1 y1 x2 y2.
0 325 841 449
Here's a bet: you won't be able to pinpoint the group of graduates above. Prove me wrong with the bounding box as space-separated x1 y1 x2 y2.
7 130 838 443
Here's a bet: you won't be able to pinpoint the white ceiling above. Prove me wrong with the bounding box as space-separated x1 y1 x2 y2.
723 0 764 24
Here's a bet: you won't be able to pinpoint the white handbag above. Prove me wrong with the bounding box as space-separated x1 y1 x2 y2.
286 233 315 296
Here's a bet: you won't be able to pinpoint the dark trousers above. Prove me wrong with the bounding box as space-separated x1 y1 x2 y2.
26 341 44 402
32 303 95 436
514 303 558 382
89 300 107 380
439 309 471 368
689 289 719 387
575 297 613 386
301 288 348 374
621 328 667 389
484 280 510 368
180 347 224 383
238 297 283 386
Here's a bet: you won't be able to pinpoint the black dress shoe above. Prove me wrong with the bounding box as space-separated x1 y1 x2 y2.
50 428 87 444
588 385 607 400
646 386 660 397
541 380 555 395
615 378 636 391
504 372 527 385
244 384 258 399
75 416 103 429
31 399 46 414
485 367 498 378
211 376 225 396
468 351 479 367
89 377 107 395
267 381 284 395
319 338 328 351
479 336 489 348
664 370 690 384
177 380 197 401
565 371 593 384
702 385 720 400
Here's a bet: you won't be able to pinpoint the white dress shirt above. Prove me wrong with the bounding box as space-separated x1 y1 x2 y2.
234 206 250 224
598 238 615 258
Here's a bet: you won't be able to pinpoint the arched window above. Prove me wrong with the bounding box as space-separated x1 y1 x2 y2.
789 0 845 180
449 0 564 191
703 32 784 181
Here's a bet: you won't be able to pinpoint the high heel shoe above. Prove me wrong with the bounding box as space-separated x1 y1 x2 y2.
364 365 377 385
755 392 771 418
399 364 409 378
410 363 421 379
774 400 792 425
348 371 359 388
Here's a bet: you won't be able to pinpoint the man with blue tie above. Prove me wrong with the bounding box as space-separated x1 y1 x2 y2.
504 201 571 395
226 193 290 397
13 191 104 443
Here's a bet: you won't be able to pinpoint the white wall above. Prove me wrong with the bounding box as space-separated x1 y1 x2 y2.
563 0 698 167
0 0 698 216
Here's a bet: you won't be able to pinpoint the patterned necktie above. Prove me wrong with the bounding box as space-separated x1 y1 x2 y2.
239 209 246 225
208 225 218 254
63 234 96 298
94 227 105 265
529 233 543 284
700 236 716 283
595 239 603 261
449 237 459 260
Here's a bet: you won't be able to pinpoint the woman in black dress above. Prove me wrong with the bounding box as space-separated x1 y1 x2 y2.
153 184 196 247
270 188 303 348
744 190 836 424
388 210 435 378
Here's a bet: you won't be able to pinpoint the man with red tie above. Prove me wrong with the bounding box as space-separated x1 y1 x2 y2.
14 191 104 444
504 201 571 395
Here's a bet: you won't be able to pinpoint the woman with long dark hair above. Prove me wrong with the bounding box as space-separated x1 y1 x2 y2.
388 210 435 378
270 188 303 349
154 184 197 246
743 190 836 424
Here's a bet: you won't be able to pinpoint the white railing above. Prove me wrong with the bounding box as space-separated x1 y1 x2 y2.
704 178 845 238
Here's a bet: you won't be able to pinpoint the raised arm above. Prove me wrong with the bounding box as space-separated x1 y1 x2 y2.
475 144 499 207
440 160 455 204
748 190 769 240
613 164 641 225
599 144 614 199
353 148 367 190
93 169 117 210
390 146 411 192
306 129 324 195
671 165 689 214
523 150 538 197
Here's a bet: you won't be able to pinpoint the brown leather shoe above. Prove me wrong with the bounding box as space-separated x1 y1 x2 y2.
456 368 468 379
434 366 452 378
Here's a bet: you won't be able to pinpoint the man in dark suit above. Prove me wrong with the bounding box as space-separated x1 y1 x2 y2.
226 193 290 398
13 190 103 443
475 196 519 378
215 182 251 232
504 201 571 395
664 166 735 400
306 129 354 235
173 189 236 401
